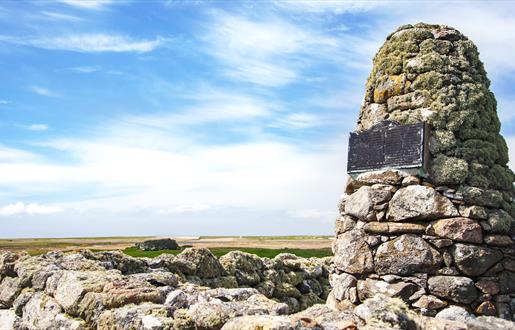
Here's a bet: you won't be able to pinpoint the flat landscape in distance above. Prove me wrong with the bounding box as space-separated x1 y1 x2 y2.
0 236 333 258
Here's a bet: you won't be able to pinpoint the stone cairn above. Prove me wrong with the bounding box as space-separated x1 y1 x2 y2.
330 23 515 319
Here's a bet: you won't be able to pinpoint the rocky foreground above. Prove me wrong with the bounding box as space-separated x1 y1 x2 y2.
0 249 514 329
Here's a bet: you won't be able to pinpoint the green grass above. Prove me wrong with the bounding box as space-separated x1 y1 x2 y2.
122 246 332 259
198 236 332 240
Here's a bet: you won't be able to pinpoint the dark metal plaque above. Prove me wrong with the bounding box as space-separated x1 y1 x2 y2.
347 121 428 173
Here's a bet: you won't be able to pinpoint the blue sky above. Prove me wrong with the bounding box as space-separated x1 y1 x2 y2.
0 0 514 238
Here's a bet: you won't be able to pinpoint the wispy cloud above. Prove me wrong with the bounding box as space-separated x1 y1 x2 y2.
287 208 335 222
58 0 114 10
273 0 384 14
131 86 272 127
0 202 63 216
20 124 49 131
204 11 342 86
69 65 101 73
0 100 11 105
156 204 211 215
0 145 38 162
0 34 166 53
41 11 84 22
0 111 347 217
29 86 59 97
270 113 321 129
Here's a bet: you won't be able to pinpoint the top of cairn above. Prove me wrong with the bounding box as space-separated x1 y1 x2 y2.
358 23 514 191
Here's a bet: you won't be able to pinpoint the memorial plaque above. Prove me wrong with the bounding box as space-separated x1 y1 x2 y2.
347 121 429 174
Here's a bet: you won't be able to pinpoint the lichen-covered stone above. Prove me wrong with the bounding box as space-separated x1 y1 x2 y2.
430 155 468 185
176 248 224 279
498 271 515 294
332 229 373 275
18 292 87 330
335 215 356 235
329 273 358 303
487 209 514 234
97 303 173 330
458 186 503 208
428 276 477 304
344 186 391 221
474 279 500 295
412 295 447 313
221 315 293 330
363 222 426 235
357 278 419 303
374 234 442 275
435 305 475 322
359 23 514 193
219 251 263 286
426 217 482 243
458 205 488 220
483 235 513 246
0 309 18 329
387 185 458 221
451 243 503 276
475 301 497 316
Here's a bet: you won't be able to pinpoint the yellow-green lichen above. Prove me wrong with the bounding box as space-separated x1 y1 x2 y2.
358 23 513 193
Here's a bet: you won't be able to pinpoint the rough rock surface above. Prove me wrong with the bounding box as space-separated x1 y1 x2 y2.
0 249 330 329
428 276 478 304
374 234 442 275
450 243 503 276
387 185 458 221
427 217 483 243
333 229 373 274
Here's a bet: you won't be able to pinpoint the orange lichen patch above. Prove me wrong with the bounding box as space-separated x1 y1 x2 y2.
373 74 407 104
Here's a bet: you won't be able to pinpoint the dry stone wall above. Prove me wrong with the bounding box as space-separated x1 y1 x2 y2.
331 23 514 321
0 248 331 329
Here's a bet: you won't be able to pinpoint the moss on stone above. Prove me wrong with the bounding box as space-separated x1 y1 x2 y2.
429 130 456 154
430 155 468 185
487 165 515 190
359 23 513 193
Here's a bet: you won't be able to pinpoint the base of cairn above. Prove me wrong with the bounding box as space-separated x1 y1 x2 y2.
329 170 514 319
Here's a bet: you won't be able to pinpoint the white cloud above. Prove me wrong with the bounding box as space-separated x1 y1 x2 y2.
69 65 101 73
271 113 320 129
0 145 38 162
21 124 49 131
29 86 59 97
157 204 211 215
41 11 84 22
0 34 165 53
288 208 335 221
273 0 384 14
0 112 348 218
129 86 272 127
0 202 63 216
204 11 343 86
58 0 114 10
0 100 11 105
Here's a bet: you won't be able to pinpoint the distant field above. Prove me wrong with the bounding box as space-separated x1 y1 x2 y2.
0 236 333 257
123 246 332 259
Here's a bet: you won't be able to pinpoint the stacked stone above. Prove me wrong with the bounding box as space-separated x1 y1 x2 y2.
0 249 332 328
330 23 514 320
